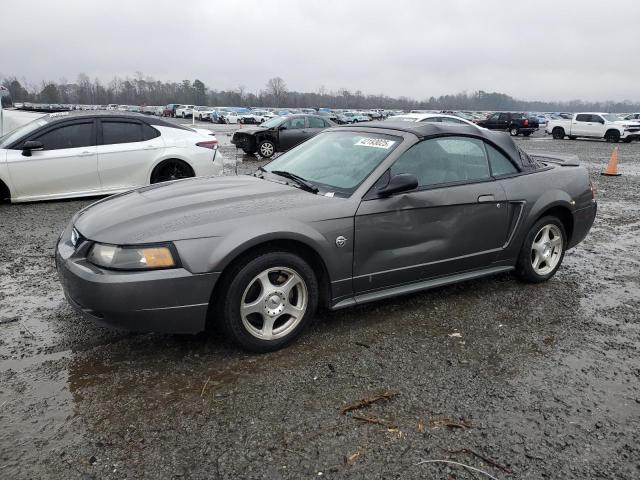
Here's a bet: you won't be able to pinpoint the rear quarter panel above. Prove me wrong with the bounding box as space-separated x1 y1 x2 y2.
498 164 592 260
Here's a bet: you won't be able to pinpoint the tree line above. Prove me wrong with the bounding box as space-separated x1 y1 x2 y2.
2 73 639 113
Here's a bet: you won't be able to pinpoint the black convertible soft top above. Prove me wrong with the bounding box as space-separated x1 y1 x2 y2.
348 121 543 172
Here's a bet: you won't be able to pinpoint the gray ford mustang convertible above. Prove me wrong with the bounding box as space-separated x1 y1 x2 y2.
56 122 596 351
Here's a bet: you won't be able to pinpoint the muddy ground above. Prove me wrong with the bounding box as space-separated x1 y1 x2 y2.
1 125 639 479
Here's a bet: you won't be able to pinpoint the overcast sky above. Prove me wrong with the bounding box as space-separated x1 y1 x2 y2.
3 0 639 102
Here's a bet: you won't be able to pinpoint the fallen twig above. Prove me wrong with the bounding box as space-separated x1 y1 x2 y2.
340 390 399 415
415 459 499 480
447 448 513 474
284 448 309 460
354 341 370 349
351 414 397 429
18 322 36 338
0 317 20 325
200 377 211 397
344 450 361 466
429 417 472 430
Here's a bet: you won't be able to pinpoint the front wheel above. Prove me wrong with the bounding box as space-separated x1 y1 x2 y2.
516 216 566 283
509 127 519 136
258 140 276 158
219 252 318 352
605 130 621 143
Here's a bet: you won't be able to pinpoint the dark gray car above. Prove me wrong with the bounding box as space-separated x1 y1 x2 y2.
56 122 596 351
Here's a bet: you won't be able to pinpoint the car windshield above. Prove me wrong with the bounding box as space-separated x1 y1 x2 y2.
602 114 620 122
263 131 401 196
0 117 50 148
260 117 284 128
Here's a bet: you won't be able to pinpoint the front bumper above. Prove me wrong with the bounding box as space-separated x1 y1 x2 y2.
55 227 219 334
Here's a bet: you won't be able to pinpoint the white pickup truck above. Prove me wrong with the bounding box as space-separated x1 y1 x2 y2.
546 112 640 143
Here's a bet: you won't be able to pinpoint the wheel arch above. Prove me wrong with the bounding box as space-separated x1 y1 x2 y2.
605 128 622 138
0 177 11 202
208 237 332 313
147 156 196 183
530 201 574 246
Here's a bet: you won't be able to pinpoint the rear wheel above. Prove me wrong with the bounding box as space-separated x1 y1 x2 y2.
552 127 565 140
516 216 566 283
258 140 276 158
623 137 633 143
150 159 195 184
605 130 620 143
219 251 318 352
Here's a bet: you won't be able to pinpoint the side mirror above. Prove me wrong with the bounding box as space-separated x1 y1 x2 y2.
279 125 287 130
378 173 418 197
22 140 44 157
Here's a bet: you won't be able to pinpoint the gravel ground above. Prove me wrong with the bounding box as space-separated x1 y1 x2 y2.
1 125 639 479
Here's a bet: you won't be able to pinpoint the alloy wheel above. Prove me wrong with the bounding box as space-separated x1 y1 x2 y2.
260 142 275 157
530 224 563 275
240 267 308 340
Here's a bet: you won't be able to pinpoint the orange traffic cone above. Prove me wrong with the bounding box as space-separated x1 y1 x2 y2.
601 146 621 176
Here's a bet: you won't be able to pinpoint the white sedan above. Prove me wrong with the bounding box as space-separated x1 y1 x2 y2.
386 113 484 128
0 112 224 203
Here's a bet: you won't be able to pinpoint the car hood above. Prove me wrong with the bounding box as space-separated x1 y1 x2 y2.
235 126 268 135
74 175 335 244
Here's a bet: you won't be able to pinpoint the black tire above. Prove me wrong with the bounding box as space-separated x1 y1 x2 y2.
150 159 195 184
623 137 633 143
515 216 567 283
569 136 577 140
552 128 565 140
218 251 319 352
605 130 620 143
523 132 532 137
258 139 276 158
509 126 519 136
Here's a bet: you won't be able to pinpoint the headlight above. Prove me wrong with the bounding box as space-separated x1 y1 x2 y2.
87 243 177 270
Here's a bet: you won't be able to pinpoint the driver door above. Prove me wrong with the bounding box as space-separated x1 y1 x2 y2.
278 117 308 151
353 136 510 293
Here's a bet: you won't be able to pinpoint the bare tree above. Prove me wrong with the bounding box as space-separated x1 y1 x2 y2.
265 77 288 107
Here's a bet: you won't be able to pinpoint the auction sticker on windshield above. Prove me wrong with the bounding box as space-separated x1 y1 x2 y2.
355 138 395 149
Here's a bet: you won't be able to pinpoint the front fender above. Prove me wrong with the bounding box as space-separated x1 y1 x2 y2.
174 217 353 284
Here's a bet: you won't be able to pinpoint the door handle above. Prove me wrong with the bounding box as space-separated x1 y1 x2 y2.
79 151 93 156
478 194 495 203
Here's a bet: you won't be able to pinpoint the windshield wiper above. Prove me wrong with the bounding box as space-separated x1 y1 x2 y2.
269 170 319 193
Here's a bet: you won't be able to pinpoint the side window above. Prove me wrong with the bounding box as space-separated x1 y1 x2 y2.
307 116 325 128
102 121 144 144
498 113 509 121
420 117 441 123
34 122 94 150
486 143 518 176
143 124 160 140
592 115 604 124
575 114 591 122
287 117 306 129
488 114 499 121
391 137 490 187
